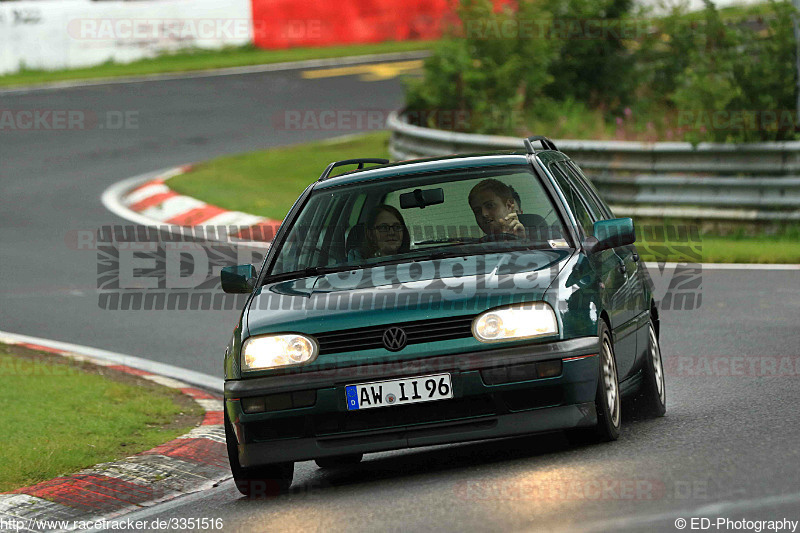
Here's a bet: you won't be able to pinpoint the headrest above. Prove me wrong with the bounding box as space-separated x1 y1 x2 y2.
518 213 555 240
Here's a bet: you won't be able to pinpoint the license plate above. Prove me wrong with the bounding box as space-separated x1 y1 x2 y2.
345 373 453 411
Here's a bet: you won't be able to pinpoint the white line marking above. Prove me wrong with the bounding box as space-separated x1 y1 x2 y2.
564 490 800 533
142 374 191 389
0 50 432 95
196 399 224 412
644 262 800 270
0 329 222 392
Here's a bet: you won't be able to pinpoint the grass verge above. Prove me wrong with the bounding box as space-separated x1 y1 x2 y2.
169 132 390 220
168 132 800 263
0 343 202 492
692 237 800 264
0 41 432 89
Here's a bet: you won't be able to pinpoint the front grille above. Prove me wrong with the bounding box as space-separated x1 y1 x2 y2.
314 315 475 355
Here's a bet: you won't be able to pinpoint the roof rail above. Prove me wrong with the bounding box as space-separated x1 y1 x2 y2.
523 136 558 154
318 158 390 181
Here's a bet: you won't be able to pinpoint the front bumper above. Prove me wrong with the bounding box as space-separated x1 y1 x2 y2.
225 337 600 467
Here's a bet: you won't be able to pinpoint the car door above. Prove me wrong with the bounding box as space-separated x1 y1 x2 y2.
564 161 646 318
550 161 639 379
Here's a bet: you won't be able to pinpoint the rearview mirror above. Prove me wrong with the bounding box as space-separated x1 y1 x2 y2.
584 218 635 255
221 264 257 294
399 188 445 209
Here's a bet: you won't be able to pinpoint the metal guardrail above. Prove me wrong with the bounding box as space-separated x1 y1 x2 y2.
387 111 800 221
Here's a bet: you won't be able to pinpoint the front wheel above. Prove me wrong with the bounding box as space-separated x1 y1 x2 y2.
569 321 621 443
225 416 294 497
630 320 667 418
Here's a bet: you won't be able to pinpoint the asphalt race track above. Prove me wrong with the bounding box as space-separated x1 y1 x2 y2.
2 62 799 532
0 64 409 376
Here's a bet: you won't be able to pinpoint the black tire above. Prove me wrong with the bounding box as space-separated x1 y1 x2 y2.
315 453 363 469
225 416 294 497
568 321 621 443
630 319 667 418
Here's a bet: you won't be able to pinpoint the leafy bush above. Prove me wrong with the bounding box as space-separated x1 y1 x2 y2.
543 0 636 111
404 0 557 134
670 0 798 142
405 0 799 142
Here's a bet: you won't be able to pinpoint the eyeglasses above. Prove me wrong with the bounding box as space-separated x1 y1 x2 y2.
373 223 404 234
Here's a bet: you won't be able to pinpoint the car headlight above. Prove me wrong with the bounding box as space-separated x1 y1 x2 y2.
472 302 558 343
241 334 318 371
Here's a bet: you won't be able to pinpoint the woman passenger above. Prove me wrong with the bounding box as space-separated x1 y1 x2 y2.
356 205 410 260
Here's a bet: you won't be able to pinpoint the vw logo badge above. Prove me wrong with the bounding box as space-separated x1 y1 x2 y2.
382 327 407 352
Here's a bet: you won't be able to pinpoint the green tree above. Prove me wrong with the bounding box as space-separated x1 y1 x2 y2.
544 0 636 111
671 0 798 142
404 0 557 134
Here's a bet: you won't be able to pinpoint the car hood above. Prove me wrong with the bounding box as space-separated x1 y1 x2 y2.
247 249 572 336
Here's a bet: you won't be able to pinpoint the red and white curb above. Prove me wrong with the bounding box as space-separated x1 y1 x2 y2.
0 333 228 532
101 165 282 246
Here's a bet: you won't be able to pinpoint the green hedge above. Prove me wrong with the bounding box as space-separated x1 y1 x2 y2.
405 0 799 143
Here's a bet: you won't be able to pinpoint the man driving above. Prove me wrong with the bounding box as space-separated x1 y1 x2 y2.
468 179 526 237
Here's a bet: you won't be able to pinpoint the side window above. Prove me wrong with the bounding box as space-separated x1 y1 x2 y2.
549 163 595 238
555 162 607 222
565 161 613 219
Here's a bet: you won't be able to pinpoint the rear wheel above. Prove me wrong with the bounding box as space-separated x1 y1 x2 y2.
630 320 667 418
569 321 621 443
315 453 363 469
225 416 294 497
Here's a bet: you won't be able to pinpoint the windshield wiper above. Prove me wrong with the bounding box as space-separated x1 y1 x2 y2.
483 241 556 253
414 237 479 246
265 264 362 283
265 243 560 283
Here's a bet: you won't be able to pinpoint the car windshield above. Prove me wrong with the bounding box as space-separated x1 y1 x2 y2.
268 164 570 278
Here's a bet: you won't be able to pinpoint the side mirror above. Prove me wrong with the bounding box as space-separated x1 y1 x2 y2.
584 218 635 255
221 264 257 294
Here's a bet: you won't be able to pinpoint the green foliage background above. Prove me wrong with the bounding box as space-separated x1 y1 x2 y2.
405 0 799 142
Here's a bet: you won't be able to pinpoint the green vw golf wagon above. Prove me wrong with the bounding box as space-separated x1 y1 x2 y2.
221 137 667 496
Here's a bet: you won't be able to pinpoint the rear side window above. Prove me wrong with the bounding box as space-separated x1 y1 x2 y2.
553 162 606 222
565 161 613 219
549 163 595 238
